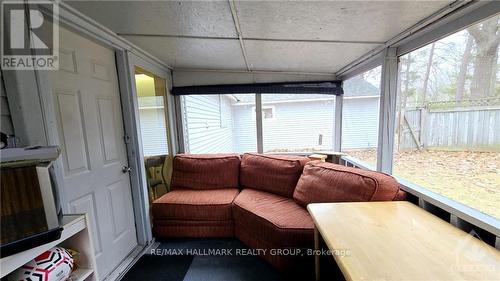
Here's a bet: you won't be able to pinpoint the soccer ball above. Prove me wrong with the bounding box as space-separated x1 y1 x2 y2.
9 247 74 281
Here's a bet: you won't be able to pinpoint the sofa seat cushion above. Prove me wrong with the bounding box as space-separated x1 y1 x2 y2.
240 153 310 198
153 188 239 221
171 154 240 190
293 162 404 207
233 189 314 247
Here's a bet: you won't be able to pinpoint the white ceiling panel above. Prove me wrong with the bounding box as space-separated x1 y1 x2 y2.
244 41 380 73
67 0 458 74
235 1 453 42
122 36 246 70
68 1 237 37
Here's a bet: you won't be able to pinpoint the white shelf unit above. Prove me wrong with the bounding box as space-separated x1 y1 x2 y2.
0 214 98 281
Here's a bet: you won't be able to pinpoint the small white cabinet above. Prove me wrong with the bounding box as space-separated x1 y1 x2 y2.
0 214 98 281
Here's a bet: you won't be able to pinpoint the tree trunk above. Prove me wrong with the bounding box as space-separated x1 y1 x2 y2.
456 35 473 101
421 43 435 104
468 16 500 98
470 46 497 98
404 53 411 96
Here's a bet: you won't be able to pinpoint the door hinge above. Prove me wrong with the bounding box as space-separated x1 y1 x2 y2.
123 134 131 144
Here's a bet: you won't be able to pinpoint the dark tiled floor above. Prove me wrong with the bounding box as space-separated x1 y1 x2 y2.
127 238 286 281
121 254 193 281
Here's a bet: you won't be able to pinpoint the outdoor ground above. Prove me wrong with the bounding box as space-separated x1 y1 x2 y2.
346 149 500 219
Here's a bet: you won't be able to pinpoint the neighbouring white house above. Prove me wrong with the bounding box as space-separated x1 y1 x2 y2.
178 75 381 154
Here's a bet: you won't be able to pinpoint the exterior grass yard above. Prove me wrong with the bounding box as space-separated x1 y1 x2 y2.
346 150 500 219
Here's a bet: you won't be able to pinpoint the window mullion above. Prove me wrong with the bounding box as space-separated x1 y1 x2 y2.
334 95 343 151
377 47 398 173
174 95 186 153
255 93 263 153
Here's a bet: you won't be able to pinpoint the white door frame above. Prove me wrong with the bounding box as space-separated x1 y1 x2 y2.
115 51 176 246
2 2 173 248
118 52 176 244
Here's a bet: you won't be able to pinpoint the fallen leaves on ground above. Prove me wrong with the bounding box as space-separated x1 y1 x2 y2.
346 149 500 219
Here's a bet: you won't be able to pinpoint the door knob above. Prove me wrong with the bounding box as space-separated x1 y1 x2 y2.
122 166 132 173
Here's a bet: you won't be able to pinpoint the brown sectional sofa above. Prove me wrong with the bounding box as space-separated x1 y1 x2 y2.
152 153 406 277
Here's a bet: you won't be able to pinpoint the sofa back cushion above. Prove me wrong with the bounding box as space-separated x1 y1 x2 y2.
240 153 310 198
171 154 240 190
293 162 404 207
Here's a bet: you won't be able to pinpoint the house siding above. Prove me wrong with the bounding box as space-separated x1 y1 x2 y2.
231 104 257 152
231 98 337 153
260 99 336 152
182 95 234 153
342 97 380 150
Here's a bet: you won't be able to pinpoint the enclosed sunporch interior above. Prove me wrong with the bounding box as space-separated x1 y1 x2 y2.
113 0 500 228
0 1 499 281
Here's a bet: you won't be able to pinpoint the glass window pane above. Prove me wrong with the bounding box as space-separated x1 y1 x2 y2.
182 94 257 153
394 16 500 219
135 68 169 157
261 94 335 153
342 66 381 168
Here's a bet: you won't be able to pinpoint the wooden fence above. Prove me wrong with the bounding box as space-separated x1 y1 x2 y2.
397 105 500 151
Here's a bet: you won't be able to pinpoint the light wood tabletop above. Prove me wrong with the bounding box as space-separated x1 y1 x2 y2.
307 201 500 281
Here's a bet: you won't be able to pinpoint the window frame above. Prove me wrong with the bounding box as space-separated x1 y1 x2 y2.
181 94 258 153
135 71 171 157
181 94 338 154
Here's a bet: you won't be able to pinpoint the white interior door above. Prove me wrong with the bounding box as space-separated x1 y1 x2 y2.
52 27 138 278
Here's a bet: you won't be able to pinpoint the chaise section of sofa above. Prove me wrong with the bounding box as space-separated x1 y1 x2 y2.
152 154 241 238
234 153 314 278
233 189 315 275
233 189 314 249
